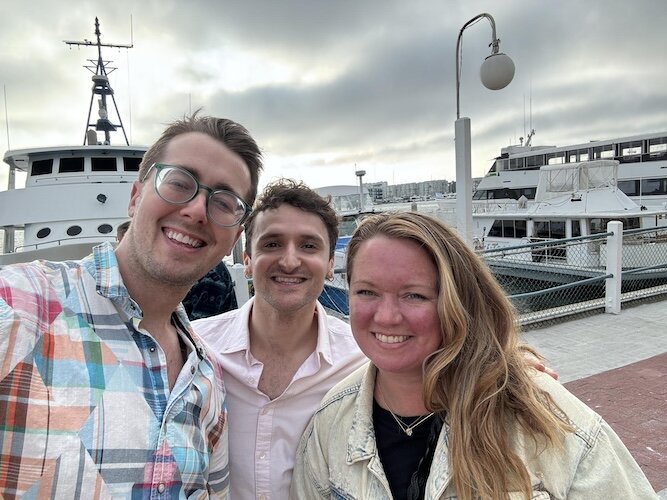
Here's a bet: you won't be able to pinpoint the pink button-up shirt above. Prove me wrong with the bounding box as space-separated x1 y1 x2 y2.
195 298 367 499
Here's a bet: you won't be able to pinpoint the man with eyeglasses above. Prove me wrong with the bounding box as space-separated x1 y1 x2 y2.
0 113 262 498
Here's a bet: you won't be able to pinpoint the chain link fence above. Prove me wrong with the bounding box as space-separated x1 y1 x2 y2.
481 225 667 325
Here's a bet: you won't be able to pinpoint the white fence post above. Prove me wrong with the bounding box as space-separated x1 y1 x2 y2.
605 221 623 314
228 263 250 307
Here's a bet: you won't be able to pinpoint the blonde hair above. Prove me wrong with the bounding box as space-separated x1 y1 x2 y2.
346 212 571 500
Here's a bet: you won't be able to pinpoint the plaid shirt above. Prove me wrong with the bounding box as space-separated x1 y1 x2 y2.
0 243 229 499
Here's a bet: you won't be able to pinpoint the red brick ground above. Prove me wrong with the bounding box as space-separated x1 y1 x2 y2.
564 352 667 492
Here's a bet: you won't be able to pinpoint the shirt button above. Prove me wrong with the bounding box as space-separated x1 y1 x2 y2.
157 483 166 493
261 407 269 415
259 452 266 460
149 347 156 353
190 366 195 374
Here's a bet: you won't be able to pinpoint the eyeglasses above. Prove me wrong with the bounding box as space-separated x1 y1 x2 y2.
143 163 251 227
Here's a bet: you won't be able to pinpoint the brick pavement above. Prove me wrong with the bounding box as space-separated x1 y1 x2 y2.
521 299 667 496
564 352 667 493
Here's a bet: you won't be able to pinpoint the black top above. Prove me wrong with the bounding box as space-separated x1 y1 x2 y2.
373 400 443 500
182 262 238 320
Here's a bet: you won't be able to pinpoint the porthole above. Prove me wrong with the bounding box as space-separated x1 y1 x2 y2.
36 227 52 239
66 225 82 236
98 224 113 234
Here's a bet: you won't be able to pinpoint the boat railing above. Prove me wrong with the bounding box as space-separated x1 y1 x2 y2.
13 235 116 253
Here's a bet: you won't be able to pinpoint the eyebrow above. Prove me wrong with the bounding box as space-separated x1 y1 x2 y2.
178 164 243 196
256 231 327 243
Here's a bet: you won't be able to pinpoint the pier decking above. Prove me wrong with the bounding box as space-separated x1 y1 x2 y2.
521 297 667 496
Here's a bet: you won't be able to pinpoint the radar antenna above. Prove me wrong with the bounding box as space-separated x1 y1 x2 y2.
64 17 133 146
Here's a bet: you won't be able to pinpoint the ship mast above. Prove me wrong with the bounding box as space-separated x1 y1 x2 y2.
64 17 133 146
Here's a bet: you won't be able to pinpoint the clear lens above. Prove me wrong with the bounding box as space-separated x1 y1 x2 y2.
156 167 198 203
208 192 248 226
153 164 249 226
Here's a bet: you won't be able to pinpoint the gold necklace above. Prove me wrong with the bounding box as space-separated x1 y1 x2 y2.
377 381 434 437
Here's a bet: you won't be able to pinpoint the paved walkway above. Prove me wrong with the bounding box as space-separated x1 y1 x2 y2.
521 298 667 497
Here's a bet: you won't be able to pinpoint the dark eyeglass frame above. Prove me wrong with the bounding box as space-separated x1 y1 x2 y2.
142 162 251 227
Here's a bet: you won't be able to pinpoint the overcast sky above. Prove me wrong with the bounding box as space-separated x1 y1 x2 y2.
1 0 665 193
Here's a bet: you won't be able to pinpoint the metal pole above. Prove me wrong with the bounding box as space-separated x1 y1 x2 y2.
455 117 473 244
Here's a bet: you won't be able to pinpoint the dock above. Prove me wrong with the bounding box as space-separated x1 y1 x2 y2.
521 297 667 496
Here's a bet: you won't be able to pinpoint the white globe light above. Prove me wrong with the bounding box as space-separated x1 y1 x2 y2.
480 52 515 90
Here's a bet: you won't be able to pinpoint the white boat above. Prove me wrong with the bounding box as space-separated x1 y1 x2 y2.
473 130 667 210
473 159 667 266
0 18 146 266
319 159 667 315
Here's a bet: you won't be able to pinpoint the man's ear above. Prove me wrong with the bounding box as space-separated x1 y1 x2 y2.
243 251 252 278
127 180 143 217
327 257 335 280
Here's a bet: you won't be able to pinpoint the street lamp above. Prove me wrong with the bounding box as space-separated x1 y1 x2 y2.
455 13 515 244
355 169 366 212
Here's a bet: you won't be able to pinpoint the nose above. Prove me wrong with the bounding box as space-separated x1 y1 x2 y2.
179 190 209 224
278 243 301 271
374 296 402 325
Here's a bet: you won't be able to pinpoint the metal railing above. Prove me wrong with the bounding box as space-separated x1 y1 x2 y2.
307 221 667 325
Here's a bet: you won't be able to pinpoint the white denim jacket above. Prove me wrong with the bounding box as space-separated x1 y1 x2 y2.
290 364 657 499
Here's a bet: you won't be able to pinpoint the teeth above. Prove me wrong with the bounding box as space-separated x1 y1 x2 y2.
375 333 409 344
166 230 203 248
274 276 303 284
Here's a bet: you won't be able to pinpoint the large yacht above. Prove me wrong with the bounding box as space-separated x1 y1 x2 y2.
0 18 147 266
473 130 667 209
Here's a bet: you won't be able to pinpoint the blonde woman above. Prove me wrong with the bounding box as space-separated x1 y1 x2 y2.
291 212 656 499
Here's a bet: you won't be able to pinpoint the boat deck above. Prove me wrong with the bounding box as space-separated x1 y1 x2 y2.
521 297 667 496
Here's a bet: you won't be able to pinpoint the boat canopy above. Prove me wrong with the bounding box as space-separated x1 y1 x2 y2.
535 160 618 201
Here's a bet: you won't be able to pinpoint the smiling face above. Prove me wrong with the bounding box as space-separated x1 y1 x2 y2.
244 204 334 315
349 235 442 379
119 131 251 288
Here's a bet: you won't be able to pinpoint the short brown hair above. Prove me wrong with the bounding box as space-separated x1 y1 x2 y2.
138 110 263 204
244 179 339 259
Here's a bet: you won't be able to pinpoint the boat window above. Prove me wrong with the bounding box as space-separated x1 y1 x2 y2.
488 221 503 237
59 157 85 173
648 137 667 159
515 220 527 238
593 145 614 159
546 152 565 165
618 180 639 197
97 224 113 234
123 157 141 172
620 141 642 157
36 227 51 239
509 158 524 170
575 149 589 162
501 220 515 238
572 220 581 237
624 218 641 230
535 221 550 239
91 157 118 172
31 159 54 176
525 155 545 169
473 190 487 200
641 178 667 195
535 220 565 239
590 219 605 234
66 225 82 236
550 221 566 239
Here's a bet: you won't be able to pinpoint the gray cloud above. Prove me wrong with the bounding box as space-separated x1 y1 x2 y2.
1 0 665 191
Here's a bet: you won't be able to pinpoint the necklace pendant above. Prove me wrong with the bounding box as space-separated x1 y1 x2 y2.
405 428 413 436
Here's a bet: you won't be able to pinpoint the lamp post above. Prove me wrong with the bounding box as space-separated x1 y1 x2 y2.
355 169 366 212
455 13 515 244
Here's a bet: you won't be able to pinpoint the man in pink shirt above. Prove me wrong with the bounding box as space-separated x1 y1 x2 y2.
195 179 367 499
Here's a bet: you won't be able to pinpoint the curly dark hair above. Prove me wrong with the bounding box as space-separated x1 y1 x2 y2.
244 179 339 259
